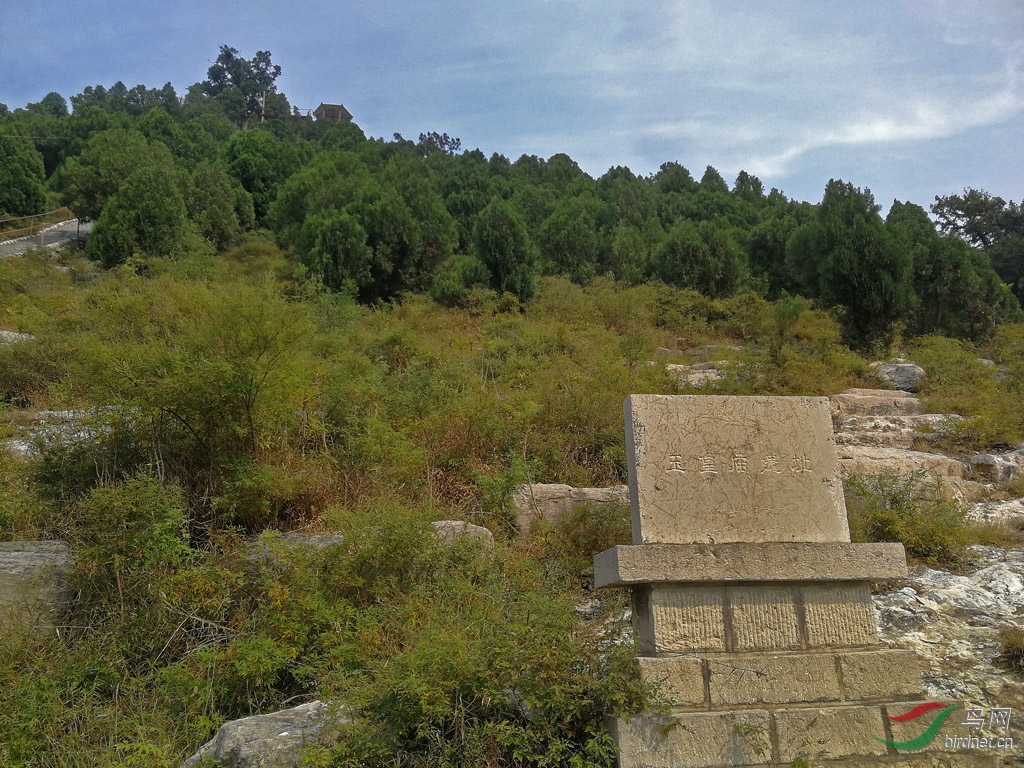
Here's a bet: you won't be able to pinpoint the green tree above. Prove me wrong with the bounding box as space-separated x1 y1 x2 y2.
932 188 1024 300
790 180 915 349
538 197 603 283
887 200 1020 338
60 128 175 220
0 128 47 216
87 162 191 267
473 197 537 301
653 219 746 298
201 46 284 128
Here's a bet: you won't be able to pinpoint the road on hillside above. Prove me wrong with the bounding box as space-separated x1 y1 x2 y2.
0 219 93 258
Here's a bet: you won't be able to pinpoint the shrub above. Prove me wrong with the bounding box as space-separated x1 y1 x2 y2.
999 627 1024 673
846 471 969 568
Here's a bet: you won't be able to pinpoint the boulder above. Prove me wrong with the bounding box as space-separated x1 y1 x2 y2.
969 445 1024 485
513 483 628 535
870 360 926 392
0 541 73 633
181 700 349 768
430 520 494 549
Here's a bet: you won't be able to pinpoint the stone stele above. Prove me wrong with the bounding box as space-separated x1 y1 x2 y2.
624 394 849 544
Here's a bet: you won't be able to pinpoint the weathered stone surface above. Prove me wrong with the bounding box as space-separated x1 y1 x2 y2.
834 413 962 450
874 546 1024 709
871 361 927 392
608 710 771 768
634 584 726 654
430 520 494 549
774 705 889 762
0 540 72 631
802 583 879 647
511 483 627 534
968 444 1024 484
831 388 922 416
707 652 840 705
835 445 968 480
635 656 706 707
729 586 801 651
594 542 908 588
838 649 923 700
625 395 848 545
180 700 349 768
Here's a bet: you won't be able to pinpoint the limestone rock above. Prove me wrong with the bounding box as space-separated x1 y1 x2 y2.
664 362 729 388
430 520 494 549
967 498 1024 527
874 547 1024 713
833 413 962 449
835 445 989 501
830 388 922 417
969 444 1024 485
512 483 627 535
0 540 73 632
181 700 349 768
0 330 34 344
871 360 926 392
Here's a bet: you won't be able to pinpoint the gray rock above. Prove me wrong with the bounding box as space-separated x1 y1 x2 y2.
0 541 73 633
512 483 628 535
969 444 1024 485
874 547 1024 709
870 361 926 392
664 363 729 388
430 520 494 549
181 700 350 768
0 330 34 344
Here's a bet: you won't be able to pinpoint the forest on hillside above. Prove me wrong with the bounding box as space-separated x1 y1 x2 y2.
4 48 1024 768
3 47 1024 351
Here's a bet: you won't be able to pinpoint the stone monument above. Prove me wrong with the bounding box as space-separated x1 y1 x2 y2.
595 395 983 767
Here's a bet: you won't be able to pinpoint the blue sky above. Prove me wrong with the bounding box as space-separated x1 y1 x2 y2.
2 1 1022 212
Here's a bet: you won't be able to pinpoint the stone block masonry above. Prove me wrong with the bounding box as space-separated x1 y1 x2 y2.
597 395 949 768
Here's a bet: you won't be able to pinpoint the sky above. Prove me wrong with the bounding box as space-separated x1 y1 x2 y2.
1 1 1022 212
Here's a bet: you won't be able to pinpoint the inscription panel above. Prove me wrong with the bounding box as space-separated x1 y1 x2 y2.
625 395 849 544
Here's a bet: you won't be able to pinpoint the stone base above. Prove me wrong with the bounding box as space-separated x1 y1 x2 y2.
637 649 924 709
610 704 1005 768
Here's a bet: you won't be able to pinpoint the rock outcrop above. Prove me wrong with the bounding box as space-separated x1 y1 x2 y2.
181 700 349 768
664 362 730 388
0 330 34 345
513 483 628 535
0 540 73 633
874 546 1024 716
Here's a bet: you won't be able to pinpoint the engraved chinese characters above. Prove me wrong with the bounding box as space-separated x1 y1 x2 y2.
624 395 850 545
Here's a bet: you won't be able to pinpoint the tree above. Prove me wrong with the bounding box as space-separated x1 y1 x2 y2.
653 219 746 298
932 188 1024 300
887 200 1020 338
87 162 191 267
0 128 47 216
538 197 602 283
473 197 537 301
202 46 283 128
790 180 915 349
60 128 175 220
